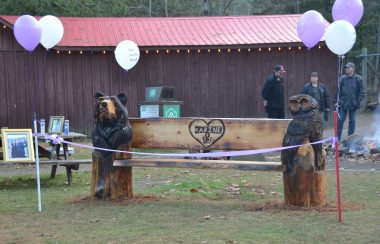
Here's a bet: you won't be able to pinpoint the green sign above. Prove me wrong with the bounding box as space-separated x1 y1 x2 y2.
148 88 157 99
163 105 180 118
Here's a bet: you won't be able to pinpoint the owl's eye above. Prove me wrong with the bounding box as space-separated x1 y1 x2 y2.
289 101 300 110
299 98 309 108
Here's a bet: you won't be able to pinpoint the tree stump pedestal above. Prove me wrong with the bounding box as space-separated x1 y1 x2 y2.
282 140 327 207
283 167 327 207
91 145 133 199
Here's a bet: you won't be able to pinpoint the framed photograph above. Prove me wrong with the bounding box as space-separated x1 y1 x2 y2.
1 129 35 162
48 116 65 134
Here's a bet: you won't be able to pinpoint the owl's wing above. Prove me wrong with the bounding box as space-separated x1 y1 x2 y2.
309 110 324 170
281 119 309 175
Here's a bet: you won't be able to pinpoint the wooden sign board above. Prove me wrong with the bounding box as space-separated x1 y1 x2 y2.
129 117 291 150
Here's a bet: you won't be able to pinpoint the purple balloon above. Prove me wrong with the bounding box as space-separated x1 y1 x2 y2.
332 0 364 26
14 15 42 52
297 10 326 49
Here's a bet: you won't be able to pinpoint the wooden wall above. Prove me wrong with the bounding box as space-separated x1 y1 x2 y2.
0 26 338 135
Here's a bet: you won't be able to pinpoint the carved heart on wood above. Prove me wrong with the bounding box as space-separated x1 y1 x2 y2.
188 119 225 148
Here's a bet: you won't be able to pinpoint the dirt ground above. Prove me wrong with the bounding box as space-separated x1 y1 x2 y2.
1 111 380 177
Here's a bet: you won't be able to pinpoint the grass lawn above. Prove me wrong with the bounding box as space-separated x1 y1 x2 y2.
0 165 379 243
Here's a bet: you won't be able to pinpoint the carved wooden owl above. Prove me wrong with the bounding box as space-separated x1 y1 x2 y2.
281 94 323 175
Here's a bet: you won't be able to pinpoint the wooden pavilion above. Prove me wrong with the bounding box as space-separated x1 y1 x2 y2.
0 15 338 135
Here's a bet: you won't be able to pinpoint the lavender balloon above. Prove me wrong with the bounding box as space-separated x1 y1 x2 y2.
332 0 364 26
14 15 42 52
297 10 326 49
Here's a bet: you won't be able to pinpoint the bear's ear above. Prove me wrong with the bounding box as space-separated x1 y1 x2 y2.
94 92 106 100
117 93 128 106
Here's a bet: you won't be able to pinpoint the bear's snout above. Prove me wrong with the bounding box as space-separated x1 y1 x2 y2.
98 100 116 115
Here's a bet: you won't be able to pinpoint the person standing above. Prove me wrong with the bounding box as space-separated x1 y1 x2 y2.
261 65 286 119
334 62 365 141
301 71 330 126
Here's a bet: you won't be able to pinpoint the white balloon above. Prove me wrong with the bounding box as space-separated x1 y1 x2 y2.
39 15 64 49
325 20 356 55
114 40 140 70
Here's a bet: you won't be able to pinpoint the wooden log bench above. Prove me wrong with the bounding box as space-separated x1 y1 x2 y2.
93 117 327 207
40 159 92 185
92 117 293 199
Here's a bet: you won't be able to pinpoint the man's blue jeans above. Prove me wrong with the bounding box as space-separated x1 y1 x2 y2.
337 109 356 141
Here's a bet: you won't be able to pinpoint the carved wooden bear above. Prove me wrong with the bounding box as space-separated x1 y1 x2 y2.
92 92 132 156
91 92 133 199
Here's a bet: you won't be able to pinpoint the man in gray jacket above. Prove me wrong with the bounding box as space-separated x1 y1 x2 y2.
334 62 365 141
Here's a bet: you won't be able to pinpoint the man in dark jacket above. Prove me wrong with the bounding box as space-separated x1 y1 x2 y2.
334 62 365 141
301 71 330 125
261 65 286 119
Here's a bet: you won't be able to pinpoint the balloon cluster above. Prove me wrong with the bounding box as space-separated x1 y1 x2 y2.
297 0 363 55
13 15 64 52
13 14 139 71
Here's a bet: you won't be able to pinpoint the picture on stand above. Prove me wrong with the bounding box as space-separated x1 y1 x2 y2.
1 129 35 162
48 116 65 133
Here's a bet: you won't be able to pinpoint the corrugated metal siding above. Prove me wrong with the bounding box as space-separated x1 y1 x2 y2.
0 27 338 135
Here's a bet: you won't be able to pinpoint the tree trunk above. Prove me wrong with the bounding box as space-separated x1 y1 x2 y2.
91 144 132 199
283 143 327 207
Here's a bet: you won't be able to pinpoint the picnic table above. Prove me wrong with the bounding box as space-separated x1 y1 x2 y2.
1 132 90 185
37 132 89 184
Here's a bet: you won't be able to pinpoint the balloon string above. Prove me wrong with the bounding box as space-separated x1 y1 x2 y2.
30 52 37 116
43 50 47 113
335 55 345 113
306 49 310 79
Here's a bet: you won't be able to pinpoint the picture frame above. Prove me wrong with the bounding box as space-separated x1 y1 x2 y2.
48 116 65 134
1 129 35 162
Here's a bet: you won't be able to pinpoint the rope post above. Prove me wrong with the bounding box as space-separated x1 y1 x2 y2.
33 113 42 212
333 111 342 223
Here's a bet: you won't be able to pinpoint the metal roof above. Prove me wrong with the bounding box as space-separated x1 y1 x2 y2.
0 14 316 49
